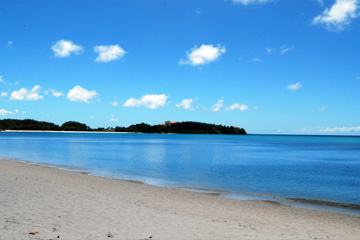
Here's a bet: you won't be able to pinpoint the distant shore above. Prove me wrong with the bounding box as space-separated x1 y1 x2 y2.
1 159 359 239
2 130 131 133
0 119 247 135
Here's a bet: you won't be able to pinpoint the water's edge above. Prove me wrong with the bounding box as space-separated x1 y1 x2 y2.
3 157 360 216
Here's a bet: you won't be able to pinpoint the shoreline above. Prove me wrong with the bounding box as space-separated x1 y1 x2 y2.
1 159 360 239
3 130 360 137
2 130 132 133
3 158 360 217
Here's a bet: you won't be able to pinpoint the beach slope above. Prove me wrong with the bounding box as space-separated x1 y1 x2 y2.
1 160 359 240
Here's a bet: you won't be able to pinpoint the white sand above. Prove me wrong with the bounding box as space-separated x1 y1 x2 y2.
1 159 359 240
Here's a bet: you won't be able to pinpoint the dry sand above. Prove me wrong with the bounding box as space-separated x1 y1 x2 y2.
1 159 359 240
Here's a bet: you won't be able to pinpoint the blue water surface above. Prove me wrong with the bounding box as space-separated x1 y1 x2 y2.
0 132 359 205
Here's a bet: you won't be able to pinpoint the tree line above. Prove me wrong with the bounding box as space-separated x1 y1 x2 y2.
0 119 90 131
115 122 247 135
0 119 247 135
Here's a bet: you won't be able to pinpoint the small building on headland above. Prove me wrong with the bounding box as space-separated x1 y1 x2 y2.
164 121 179 127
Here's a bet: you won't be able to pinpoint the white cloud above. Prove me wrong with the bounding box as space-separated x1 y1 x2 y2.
293 127 314 133
318 106 326 110
10 85 44 101
179 44 226 66
319 126 360 133
67 86 98 103
123 94 169 109
7 41 13 48
94 45 126 63
313 0 359 31
1 92 7 97
195 10 202 15
287 82 302 90
227 103 249 111
251 58 262 62
51 40 83 57
317 0 324 6
0 109 18 116
110 118 118 122
294 125 360 133
51 89 64 97
232 0 273 5
254 105 259 110
266 47 274 53
176 99 194 110
111 101 119 106
280 45 294 54
0 76 4 84
266 45 294 55
212 99 224 112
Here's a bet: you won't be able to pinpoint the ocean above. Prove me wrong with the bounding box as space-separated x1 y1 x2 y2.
1 132 359 212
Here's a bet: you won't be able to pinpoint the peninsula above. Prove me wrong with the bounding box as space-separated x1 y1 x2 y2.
0 119 247 135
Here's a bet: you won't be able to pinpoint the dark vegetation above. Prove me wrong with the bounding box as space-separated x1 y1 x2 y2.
115 122 247 135
60 121 91 131
0 119 247 135
0 119 61 131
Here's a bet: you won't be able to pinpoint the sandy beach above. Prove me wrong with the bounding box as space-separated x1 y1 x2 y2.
1 160 359 240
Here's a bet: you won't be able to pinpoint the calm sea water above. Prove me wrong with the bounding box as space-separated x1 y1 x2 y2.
1 132 359 206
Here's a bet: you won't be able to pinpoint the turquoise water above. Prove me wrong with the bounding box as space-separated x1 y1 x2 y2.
1 132 359 207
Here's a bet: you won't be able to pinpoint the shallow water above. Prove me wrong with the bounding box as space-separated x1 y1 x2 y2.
1 132 359 206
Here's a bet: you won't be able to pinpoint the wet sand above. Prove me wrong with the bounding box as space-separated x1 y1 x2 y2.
1 159 359 240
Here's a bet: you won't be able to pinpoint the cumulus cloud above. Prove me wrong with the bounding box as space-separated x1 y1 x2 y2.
51 40 83 57
0 109 18 116
287 82 302 90
293 127 314 133
227 103 249 111
110 118 118 122
111 101 119 106
0 76 18 86
67 86 98 103
294 125 360 133
313 0 359 31
179 44 226 66
51 89 64 97
94 45 126 63
123 94 169 109
319 126 360 133
1 92 7 97
232 0 273 5
176 99 194 110
212 99 224 112
10 85 44 101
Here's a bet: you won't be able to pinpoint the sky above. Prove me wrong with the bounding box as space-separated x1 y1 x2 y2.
0 0 359 135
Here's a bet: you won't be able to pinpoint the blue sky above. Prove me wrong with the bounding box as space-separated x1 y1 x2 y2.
0 0 359 134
